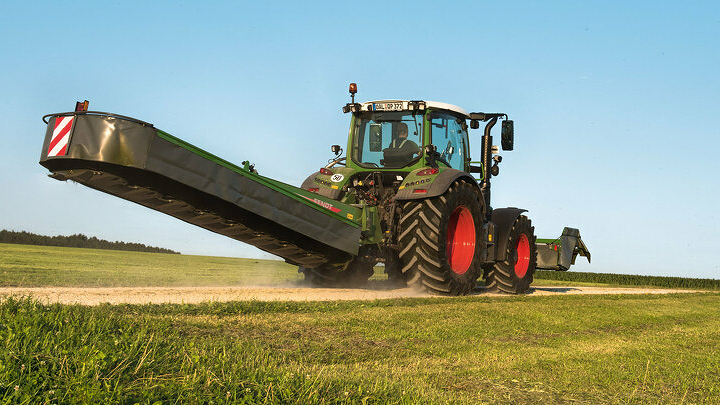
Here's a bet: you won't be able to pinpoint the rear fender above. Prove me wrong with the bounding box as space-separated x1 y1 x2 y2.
301 167 355 200
489 207 528 262
301 173 341 199
394 167 477 200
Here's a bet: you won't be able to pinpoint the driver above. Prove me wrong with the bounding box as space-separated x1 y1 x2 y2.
390 123 420 154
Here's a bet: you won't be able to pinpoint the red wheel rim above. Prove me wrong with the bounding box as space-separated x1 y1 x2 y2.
514 234 530 278
446 206 475 275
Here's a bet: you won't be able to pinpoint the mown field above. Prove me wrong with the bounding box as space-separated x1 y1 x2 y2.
1 243 719 403
0 243 297 287
2 243 719 290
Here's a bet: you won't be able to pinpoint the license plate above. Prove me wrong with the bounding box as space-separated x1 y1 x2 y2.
373 102 404 111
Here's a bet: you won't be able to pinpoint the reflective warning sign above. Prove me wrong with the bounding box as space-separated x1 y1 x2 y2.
48 116 74 157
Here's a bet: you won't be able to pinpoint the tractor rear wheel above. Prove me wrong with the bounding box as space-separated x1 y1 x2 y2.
300 257 374 288
484 215 537 294
397 181 484 295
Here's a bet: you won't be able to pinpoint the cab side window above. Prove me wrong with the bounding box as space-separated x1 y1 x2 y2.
430 113 467 170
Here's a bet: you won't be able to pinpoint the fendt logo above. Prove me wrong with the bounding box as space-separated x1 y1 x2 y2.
297 194 341 213
47 116 74 157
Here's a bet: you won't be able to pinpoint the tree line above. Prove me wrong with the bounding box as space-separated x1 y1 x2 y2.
0 230 180 254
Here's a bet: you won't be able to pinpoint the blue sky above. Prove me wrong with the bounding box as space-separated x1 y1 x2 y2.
1 1 718 279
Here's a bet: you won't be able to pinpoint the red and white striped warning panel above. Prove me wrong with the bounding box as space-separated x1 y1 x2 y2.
47 116 74 157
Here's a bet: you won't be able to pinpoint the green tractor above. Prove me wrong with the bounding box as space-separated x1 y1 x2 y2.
298 84 557 294
38 86 589 296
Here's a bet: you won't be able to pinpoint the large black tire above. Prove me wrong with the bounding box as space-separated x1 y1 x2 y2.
397 181 485 295
485 215 537 294
300 257 374 288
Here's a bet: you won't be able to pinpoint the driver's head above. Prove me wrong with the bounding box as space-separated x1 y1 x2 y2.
397 123 408 139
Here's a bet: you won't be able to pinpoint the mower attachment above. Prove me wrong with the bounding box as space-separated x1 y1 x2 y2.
39 112 363 268
536 227 591 271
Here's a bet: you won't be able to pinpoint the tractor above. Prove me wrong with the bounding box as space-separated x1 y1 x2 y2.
299 83 544 294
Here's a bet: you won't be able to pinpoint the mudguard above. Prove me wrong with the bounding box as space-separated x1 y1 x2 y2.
394 168 477 200
300 173 343 200
489 207 528 262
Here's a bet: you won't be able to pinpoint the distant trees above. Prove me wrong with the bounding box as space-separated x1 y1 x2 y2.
0 230 180 254
534 270 720 290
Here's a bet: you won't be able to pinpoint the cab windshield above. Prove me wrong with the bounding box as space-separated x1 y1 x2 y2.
352 111 424 168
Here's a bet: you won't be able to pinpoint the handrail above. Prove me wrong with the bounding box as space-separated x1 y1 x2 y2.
42 111 154 128
469 161 485 182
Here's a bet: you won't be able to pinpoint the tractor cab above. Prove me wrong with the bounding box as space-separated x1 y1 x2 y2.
299 98 478 210
303 84 510 209
344 100 471 173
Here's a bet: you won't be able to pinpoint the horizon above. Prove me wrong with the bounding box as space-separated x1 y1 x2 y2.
2 228 720 282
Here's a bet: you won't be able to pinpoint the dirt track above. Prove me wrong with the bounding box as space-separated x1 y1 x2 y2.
0 285 701 305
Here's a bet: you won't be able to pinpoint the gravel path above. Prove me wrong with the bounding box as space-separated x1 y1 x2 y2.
0 285 701 305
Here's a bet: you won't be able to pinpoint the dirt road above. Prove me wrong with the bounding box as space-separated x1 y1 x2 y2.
0 285 701 305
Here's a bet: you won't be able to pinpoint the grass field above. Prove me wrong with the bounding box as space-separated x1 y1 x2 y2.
2 243 718 290
1 243 719 403
2 294 719 403
0 243 298 287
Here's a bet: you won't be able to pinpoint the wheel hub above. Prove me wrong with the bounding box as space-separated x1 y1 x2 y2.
514 233 530 278
446 206 475 275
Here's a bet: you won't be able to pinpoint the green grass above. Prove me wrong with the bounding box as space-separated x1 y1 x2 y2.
2 294 719 404
0 243 301 287
2 243 720 403
3 243 718 291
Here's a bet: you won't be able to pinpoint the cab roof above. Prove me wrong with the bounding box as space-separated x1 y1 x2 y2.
361 100 469 118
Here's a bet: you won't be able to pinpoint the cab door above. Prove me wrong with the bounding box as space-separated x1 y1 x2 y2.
429 111 468 171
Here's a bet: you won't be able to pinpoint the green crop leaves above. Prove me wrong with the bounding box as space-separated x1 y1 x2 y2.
534 270 720 290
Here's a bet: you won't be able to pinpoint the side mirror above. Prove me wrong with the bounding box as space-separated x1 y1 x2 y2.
501 120 514 151
331 144 342 155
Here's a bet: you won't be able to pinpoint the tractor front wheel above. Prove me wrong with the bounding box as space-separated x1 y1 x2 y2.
484 215 537 294
397 181 485 295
